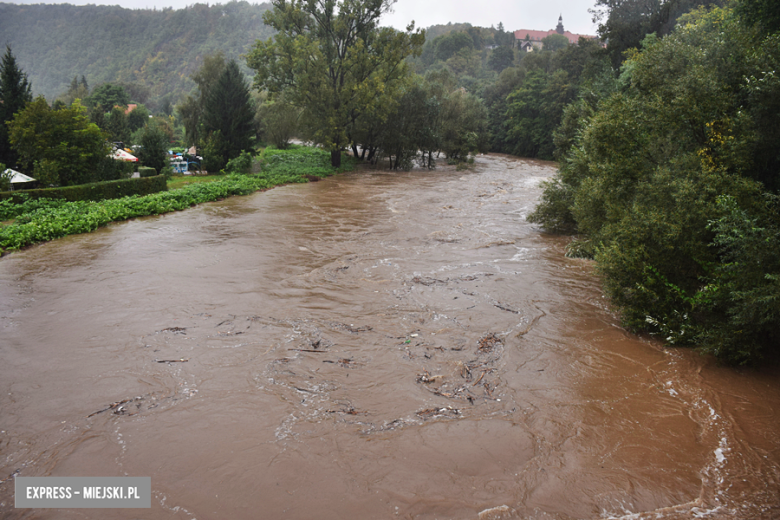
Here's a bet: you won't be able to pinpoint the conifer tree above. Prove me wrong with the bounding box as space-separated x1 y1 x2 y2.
0 46 33 168
202 59 254 167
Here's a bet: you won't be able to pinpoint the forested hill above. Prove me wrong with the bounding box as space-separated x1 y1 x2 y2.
0 1 274 110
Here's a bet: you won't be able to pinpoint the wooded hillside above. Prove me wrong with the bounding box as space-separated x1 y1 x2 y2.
0 1 274 110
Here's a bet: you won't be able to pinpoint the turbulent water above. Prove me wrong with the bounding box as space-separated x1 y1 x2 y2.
0 154 778 519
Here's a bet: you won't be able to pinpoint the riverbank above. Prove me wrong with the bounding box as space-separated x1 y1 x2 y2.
0 147 352 256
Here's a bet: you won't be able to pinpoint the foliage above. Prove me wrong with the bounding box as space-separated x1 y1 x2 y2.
138 166 157 178
255 92 300 149
138 122 169 173
126 104 150 132
8 97 110 186
526 177 576 233
698 195 780 362
737 0 780 35
106 106 130 143
247 0 425 167
55 75 89 107
0 164 9 192
258 146 337 178
202 130 229 173
434 32 474 62
542 34 569 52
95 155 133 182
0 146 351 254
374 77 441 169
506 69 576 159
529 4 780 363
177 52 228 147
0 45 33 169
202 59 255 165
487 46 514 73
439 87 489 161
592 0 726 67
89 83 129 111
223 151 253 174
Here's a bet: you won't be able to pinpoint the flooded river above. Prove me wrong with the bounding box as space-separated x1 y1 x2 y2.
1 154 778 519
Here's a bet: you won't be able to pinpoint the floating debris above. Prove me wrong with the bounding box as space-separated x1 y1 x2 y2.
478 333 503 352
88 397 141 418
416 406 460 419
416 370 444 384
158 327 187 335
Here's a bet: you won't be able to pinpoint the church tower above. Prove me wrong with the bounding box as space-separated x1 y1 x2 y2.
555 14 564 35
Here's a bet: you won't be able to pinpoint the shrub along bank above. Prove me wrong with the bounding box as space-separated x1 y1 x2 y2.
0 147 350 255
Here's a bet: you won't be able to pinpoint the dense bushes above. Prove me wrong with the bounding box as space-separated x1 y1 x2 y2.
138 166 157 178
258 146 339 178
528 5 780 364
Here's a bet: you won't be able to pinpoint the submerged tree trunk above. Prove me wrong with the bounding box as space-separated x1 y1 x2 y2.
331 149 341 168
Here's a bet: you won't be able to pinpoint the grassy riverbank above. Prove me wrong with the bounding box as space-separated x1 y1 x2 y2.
0 147 351 256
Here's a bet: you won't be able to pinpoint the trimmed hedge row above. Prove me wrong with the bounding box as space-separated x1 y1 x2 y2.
138 166 157 178
0 175 168 204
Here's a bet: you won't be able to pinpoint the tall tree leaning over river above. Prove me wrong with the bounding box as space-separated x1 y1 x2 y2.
529 2 780 364
246 0 425 168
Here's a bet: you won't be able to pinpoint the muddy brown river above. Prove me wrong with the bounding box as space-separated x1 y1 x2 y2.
0 154 778 519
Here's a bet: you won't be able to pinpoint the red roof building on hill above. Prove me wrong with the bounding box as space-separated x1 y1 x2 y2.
514 15 599 51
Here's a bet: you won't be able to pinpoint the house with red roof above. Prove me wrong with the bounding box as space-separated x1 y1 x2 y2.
514 15 599 52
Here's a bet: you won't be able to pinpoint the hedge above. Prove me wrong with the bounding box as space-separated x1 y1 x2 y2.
0 175 168 204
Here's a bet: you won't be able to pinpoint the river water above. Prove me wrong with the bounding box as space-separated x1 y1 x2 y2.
0 154 778 519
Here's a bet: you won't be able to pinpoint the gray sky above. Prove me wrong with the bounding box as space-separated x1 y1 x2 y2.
7 0 600 36
383 0 598 35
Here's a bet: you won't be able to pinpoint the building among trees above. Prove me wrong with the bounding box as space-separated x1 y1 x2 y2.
514 16 598 51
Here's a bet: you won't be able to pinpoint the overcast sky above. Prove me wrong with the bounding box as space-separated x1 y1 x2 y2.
383 0 598 35
7 0 600 35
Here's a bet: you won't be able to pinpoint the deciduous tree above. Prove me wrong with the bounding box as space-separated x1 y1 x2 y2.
138 122 169 173
89 83 130 112
247 0 424 167
488 46 514 72
9 97 109 186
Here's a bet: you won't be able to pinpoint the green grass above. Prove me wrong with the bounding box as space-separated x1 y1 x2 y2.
167 175 225 191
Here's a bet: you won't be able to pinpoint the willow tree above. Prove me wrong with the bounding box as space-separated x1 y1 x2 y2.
246 0 424 167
